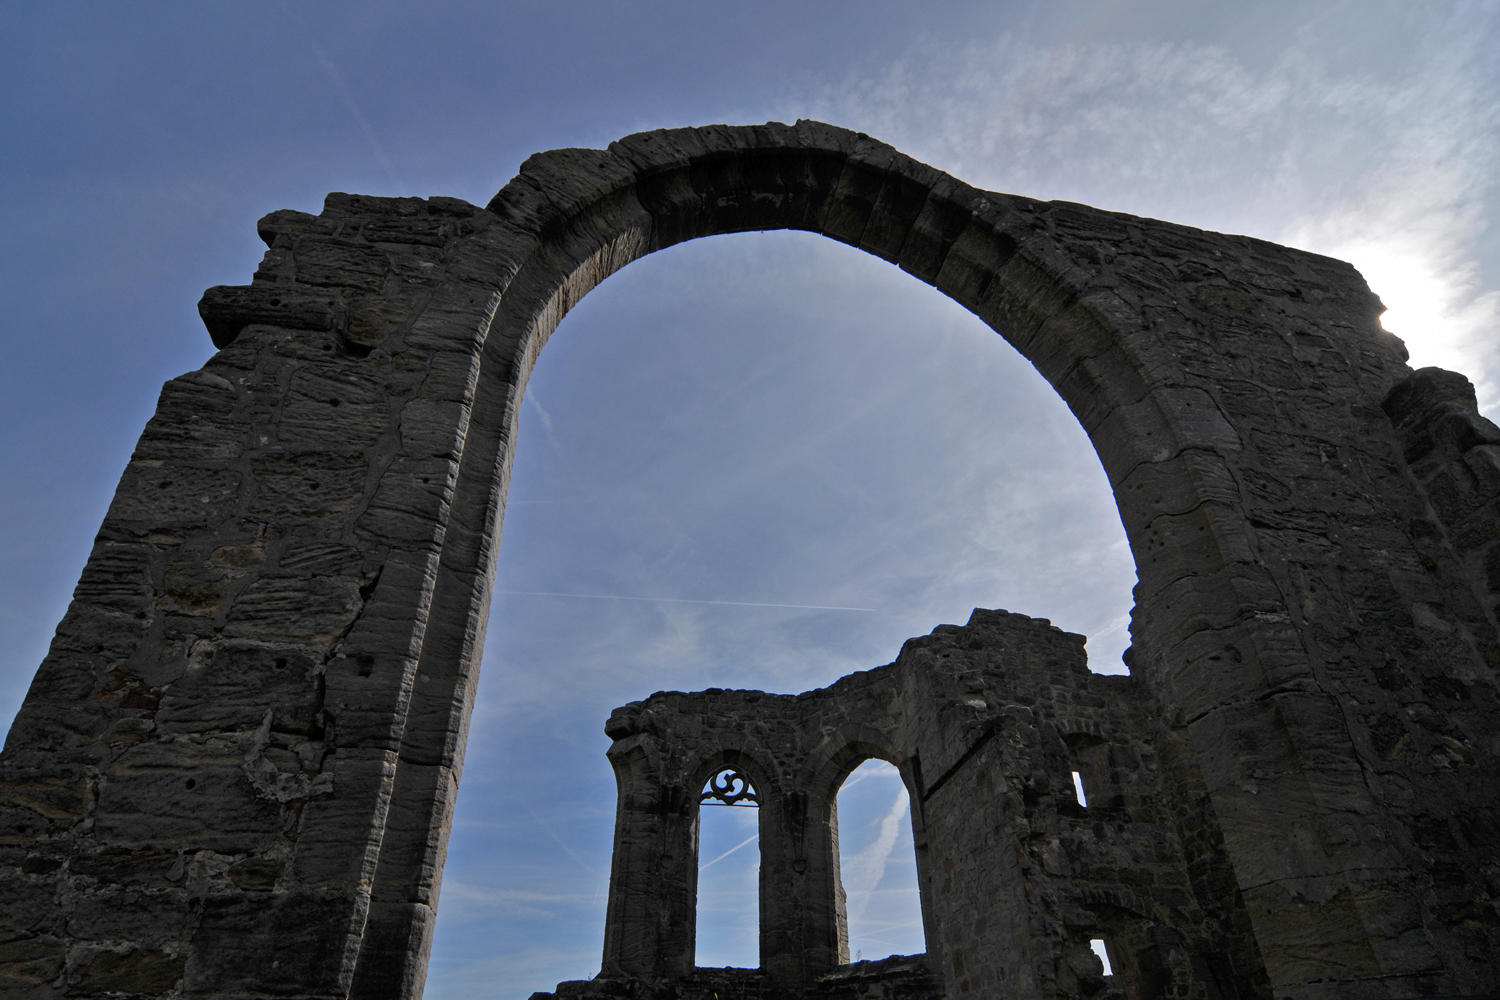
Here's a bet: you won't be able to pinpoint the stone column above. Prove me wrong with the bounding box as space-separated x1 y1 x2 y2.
600 732 697 982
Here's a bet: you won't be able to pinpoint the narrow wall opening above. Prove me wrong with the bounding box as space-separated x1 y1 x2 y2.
1066 733 1111 812
1091 939 1114 976
1072 770 1090 808
834 759 925 962
696 768 760 968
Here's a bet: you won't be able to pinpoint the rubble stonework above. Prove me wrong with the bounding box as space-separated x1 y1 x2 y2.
0 120 1496 1000
533 609 1265 1000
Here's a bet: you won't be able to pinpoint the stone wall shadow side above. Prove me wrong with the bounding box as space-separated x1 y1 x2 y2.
582 608 1270 1000
1 120 1496 1000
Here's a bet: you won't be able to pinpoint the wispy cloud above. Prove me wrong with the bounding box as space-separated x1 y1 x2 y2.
439 882 600 921
497 590 878 613
276 1 406 195
699 832 759 871
814 16 1500 407
525 804 603 879
526 390 568 461
841 783 911 925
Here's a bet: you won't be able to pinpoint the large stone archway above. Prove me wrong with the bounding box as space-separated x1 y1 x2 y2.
2 121 1497 1000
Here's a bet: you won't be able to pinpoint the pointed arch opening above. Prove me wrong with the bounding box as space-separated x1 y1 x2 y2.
433 229 1131 990
695 767 762 969
832 759 925 964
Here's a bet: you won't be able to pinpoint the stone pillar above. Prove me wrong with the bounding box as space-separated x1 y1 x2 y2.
600 731 697 981
777 776 870 980
753 783 801 986
0 192 509 998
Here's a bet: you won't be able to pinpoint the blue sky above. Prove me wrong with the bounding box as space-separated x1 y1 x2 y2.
2 3 1498 997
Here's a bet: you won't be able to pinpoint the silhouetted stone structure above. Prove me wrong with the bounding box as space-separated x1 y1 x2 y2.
0 121 1496 1000
533 609 1255 1000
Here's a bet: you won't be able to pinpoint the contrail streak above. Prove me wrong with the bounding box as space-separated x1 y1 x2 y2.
496 591 879 613
278 1 405 194
846 785 910 924
525 804 600 879
699 833 759 871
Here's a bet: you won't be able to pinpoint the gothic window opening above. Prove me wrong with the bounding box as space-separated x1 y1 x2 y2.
834 759 926 963
696 768 760 969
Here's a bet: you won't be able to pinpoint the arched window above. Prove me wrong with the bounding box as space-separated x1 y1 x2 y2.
696 768 760 968
834 760 925 963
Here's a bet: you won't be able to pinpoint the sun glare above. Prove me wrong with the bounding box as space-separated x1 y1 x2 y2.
1286 195 1500 417
1288 229 1500 415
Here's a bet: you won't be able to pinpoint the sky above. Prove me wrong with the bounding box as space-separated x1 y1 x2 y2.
1 2 1497 997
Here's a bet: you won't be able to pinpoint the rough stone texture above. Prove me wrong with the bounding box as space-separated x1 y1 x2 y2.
533 954 943 1000
0 120 1496 1000
534 953 942 1000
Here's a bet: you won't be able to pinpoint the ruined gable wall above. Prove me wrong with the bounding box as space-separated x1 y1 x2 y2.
898 610 1267 1000
591 609 1267 1000
1052 200 1500 996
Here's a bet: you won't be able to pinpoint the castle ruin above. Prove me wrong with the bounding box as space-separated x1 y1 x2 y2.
1 122 1497 1000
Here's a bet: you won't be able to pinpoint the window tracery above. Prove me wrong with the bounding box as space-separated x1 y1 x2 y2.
700 768 759 807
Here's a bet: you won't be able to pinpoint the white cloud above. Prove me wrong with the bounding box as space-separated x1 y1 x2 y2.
813 16 1500 408
440 883 595 919
841 782 911 925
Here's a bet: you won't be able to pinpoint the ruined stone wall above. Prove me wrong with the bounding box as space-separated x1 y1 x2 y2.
0 193 499 997
549 610 1268 1000
898 612 1265 1000
0 121 1496 1000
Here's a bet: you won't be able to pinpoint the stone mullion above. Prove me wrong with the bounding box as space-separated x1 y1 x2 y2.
599 735 693 981
753 786 801 987
783 785 843 981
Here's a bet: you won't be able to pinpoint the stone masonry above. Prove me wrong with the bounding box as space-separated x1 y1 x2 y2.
0 121 1496 1000
533 608 1267 1000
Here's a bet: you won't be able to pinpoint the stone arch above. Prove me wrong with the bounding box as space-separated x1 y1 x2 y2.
804 731 906 806
4 120 1497 1000
824 751 927 966
800 731 917 964
363 121 1271 996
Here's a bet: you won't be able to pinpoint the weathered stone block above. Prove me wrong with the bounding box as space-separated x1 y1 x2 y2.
68 948 186 996
94 741 283 853
221 577 363 646
155 642 323 736
185 891 360 996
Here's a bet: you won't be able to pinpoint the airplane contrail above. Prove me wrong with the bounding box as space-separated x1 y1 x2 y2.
699 833 759 871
